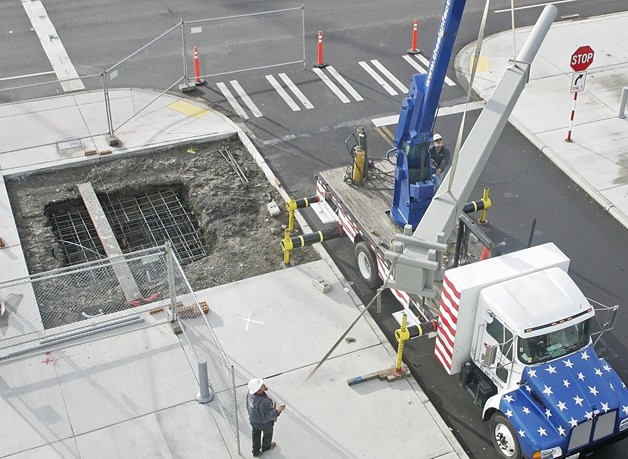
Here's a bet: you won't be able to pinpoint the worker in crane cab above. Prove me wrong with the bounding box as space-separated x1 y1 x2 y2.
429 133 451 188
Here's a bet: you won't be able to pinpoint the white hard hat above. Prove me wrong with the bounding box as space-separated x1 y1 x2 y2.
432 133 442 141
248 378 264 394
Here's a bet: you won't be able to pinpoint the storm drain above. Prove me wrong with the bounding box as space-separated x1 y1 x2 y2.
48 188 206 266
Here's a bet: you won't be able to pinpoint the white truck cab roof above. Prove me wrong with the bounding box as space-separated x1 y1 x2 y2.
478 267 593 337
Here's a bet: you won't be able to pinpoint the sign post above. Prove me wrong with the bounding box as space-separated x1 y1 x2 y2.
566 46 594 142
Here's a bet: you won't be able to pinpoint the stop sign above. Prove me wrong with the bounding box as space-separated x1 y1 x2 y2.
570 46 594 72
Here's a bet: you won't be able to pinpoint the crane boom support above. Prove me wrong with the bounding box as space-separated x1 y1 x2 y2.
384 5 558 297
390 0 467 229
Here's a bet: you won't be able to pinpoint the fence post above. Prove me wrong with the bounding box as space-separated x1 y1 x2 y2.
102 68 120 147
165 241 181 334
196 360 214 403
232 364 241 454
179 19 196 93
619 87 628 119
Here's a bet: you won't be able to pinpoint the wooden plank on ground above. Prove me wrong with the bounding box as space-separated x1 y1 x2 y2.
77 182 142 301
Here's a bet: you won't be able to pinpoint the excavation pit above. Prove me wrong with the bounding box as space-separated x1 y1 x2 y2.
5 139 319 328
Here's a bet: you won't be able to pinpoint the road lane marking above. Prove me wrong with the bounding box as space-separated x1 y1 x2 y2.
326 66 363 101
359 61 397 95
21 0 84 92
414 54 455 86
370 60 408 93
266 74 300 111
402 54 426 74
371 100 485 127
375 126 395 147
312 67 350 103
217 82 249 119
229 80 263 118
279 73 313 109
495 0 577 13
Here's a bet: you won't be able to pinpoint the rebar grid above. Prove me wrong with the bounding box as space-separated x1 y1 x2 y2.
48 188 206 267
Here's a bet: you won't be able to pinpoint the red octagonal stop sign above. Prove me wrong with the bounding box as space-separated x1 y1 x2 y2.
571 46 594 72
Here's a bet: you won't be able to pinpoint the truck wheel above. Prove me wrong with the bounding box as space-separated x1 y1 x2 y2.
489 412 522 459
355 242 382 290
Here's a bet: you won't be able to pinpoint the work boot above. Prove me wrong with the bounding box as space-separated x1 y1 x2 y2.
262 442 276 452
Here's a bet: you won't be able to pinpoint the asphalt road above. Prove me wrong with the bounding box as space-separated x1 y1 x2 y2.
1 0 627 457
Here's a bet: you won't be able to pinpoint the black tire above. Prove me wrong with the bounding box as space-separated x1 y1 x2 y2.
489 412 522 459
354 242 382 290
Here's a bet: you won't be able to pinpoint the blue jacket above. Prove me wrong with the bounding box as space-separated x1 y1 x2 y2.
247 392 281 429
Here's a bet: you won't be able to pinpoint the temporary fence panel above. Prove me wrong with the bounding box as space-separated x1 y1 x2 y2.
184 7 305 79
0 243 239 447
105 22 185 133
0 74 107 154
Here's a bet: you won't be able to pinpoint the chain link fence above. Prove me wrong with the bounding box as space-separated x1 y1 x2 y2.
104 22 186 134
0 243 240 449
0 74 107 154
0 7 305 153
184 7 305 78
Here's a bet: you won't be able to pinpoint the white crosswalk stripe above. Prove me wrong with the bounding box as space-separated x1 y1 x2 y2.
278 73 313 109
402 54 426 74
370 60 408 94
217 82 249 119
214 53 457 118
312 67 351 103
229 80 263 118
359 61 398 96
412 54 455 86
326 66 363 101
266 74 300 111
371 100 484 127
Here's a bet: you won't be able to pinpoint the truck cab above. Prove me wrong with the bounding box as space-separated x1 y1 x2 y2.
466 268 628 458
472 267 594 394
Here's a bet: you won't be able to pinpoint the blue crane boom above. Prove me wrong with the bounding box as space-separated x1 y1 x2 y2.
390 0 467 229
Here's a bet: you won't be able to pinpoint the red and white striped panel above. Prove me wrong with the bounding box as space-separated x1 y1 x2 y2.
337 207 358 241
315 180 327 202
376 253 410 307
434 275 461 374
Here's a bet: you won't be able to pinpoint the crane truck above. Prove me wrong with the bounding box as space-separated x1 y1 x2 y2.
306 3 628 459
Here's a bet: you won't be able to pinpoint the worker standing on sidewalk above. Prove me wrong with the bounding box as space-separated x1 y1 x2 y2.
247 378 285 457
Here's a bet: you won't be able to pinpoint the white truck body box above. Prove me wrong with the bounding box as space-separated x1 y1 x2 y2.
434 243 570 375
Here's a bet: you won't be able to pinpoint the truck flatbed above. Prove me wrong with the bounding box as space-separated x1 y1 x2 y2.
318 159 400 250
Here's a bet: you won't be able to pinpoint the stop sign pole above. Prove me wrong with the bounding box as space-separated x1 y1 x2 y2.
566 46 595 142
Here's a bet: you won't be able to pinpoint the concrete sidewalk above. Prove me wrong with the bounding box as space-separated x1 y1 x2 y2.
0 260 467 458
457 11 628 229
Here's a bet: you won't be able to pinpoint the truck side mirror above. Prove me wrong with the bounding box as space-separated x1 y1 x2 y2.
482 344 498 367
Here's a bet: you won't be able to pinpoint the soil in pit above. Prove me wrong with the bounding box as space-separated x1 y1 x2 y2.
5 137 319 326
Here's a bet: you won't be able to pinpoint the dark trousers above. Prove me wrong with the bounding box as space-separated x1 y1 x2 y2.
251 424 274 455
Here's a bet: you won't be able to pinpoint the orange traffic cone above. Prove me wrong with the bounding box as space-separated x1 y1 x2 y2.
480 246 491 260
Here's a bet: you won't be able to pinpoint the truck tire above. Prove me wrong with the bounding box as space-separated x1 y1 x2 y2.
489 412 522 459
355 242 382 290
